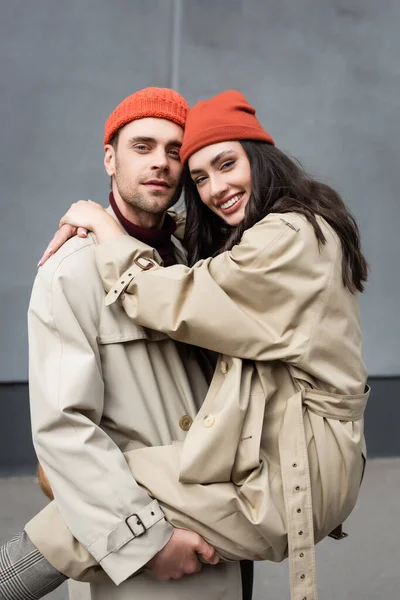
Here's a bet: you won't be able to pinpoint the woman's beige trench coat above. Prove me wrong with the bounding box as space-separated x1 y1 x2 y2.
95 211 369 600
29 212 368 600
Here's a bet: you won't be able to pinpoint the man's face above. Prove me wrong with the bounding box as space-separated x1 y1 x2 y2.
104 117 184 215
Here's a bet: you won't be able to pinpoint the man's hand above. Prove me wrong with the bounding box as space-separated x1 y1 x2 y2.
147 528 219 581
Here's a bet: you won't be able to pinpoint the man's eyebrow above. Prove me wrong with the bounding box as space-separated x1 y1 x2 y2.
128 136 156 144
167 139 182 148
190 150 235 175
128 136 182 147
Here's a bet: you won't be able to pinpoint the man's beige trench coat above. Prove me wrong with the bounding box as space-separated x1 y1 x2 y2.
26 207 241 600
92 211 369 600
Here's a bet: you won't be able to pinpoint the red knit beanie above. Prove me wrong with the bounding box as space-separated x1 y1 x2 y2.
104 87 189 145
180 90 274 164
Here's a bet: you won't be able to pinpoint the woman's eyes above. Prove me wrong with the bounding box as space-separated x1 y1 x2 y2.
221 159 234 170
134 144 150 152
193 160 235 186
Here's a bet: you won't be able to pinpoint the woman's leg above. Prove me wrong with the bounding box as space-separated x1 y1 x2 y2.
25 500 105 583
0 531 66 600
1 444 262 599
0 497 107 599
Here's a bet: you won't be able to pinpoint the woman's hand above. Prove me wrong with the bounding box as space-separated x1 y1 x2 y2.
60 200 124 243
38 224 88 267
38 200 125 267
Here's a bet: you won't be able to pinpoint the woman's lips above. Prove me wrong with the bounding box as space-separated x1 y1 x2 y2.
219 192 244 215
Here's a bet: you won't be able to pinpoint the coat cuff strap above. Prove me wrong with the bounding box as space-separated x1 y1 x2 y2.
105 258 157 306
87 499 164 561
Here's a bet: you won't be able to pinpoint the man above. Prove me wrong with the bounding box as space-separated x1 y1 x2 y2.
0 88 252 600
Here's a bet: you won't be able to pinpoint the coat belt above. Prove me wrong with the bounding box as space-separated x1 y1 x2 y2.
278 380 370 600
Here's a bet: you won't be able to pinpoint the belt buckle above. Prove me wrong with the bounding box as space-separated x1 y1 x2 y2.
126 513 147 537
134 258 154 271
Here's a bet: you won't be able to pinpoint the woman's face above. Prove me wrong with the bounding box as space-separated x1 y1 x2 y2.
188 141 252 226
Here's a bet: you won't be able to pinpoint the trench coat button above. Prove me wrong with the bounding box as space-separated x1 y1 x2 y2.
179 415 193 431
220 360 229 374
203 414 215 428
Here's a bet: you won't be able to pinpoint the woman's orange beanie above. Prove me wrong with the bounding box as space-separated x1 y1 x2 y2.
180 90 274 164
104 87 189 145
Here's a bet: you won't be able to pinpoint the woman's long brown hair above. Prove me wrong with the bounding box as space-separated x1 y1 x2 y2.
183 141 368 293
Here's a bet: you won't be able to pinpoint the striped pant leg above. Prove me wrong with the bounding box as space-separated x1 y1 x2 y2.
0 531 66 600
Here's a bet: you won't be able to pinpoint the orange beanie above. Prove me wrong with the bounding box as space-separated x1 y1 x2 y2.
104 87 189 145
180 90 274 164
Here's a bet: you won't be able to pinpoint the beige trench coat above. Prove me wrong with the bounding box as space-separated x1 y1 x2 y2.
26 207 241 600
91 211 369 600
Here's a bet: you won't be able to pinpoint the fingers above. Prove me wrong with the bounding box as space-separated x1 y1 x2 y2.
51 225 77 253
59 206 75 229
193 535 219 565
150 557 202 581
58 201 84 228
146 529 215 583
183 557 203 575
77 227 88 238
38 238 56 267
38 225 77 267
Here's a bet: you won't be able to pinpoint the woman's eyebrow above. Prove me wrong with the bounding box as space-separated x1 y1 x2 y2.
210 150 234 166
190 150 236 175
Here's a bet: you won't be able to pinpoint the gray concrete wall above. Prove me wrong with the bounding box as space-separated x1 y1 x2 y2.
0 0 399 382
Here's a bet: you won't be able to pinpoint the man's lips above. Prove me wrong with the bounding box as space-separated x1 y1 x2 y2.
142 179 171 188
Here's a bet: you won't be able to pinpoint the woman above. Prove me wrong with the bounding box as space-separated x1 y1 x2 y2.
16 91 372 600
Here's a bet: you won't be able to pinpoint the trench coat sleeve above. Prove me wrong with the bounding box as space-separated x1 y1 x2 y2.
95 212 337 362
28 240 173 585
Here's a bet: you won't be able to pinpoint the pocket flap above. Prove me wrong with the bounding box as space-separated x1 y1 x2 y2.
98 302 169 344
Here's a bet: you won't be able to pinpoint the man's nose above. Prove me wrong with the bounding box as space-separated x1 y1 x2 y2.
150 148 169 171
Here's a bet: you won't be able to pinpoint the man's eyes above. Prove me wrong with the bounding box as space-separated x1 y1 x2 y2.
132 145 180 158
168 149 181 159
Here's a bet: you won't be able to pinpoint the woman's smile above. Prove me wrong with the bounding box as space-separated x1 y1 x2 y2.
218 192 245 214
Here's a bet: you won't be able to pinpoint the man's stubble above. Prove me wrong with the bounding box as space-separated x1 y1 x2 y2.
114 160 181 216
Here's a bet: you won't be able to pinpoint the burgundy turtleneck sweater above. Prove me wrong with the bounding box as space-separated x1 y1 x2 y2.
109 193 178 267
